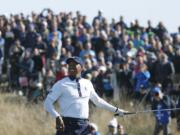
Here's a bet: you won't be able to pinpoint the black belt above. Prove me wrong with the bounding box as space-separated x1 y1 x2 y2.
62 117 88 123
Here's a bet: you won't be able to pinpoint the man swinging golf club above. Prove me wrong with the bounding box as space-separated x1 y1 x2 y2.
44 56 128 135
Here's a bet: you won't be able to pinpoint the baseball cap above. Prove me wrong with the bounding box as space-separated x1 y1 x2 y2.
152 87 163 98
152 87 161 94
66 56 83 66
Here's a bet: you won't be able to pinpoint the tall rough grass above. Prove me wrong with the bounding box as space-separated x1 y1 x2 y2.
0 93 179 135
0 93 55 135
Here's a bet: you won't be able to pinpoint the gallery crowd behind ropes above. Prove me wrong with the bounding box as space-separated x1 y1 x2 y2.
0 8 180 134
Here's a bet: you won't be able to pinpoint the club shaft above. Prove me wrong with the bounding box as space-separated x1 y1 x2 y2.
136 108 180 114
115 108 180 116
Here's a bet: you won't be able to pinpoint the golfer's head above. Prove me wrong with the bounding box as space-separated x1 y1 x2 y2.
66 57 83 77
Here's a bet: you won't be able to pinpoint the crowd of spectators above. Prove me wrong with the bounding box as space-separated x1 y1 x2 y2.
0 9 180 98
0 8 180 133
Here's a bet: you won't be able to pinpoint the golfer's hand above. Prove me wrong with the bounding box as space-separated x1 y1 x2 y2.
56 116 65 132
116 108 129 117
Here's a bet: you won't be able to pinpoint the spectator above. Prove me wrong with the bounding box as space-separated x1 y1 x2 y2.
93 10 105 26
82 58 93 77
91 66 101 95
146 20 156 33
4 24 15 60
39 19 49 41
47 19 62 42
129 19 142 34
173 34 180 50
134 63 151 100
116 16 127 30
107 117 118 135
63 37 74 55
46 37 60 61
34 34 47 66
79 41 96 60
89 123 101 135
146 52 157 83
32 48 44 81
125 41 137 58
24 24 38 49
109 29 121 50
104 41 116 62
133 53 145 75
155 21 168 44
94 66 106 97
93 30 107 54
8 42 23 89
154 53 175 89
0 30 5 75
168 84 180 131
34 34 47 55
117 124 127 135
55 62 68 82
151 87 172 135
172 48 180 83
18 49 34 87
102 61 114 99
116 62 133 95
133 32 144 49
16 21 26 46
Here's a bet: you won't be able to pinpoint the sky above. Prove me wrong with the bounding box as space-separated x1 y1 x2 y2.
0 0 179 33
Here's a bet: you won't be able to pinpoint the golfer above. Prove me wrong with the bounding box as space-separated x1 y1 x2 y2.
44 56 128 135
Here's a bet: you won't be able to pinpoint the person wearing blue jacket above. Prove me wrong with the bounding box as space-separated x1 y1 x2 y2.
151 87 172 135
134 63 151 100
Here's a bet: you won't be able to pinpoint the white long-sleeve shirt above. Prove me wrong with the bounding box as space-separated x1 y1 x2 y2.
44 77 118 119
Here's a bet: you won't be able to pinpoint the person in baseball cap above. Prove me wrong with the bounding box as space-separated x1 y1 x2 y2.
44 55 128 135
152 87 163 99
66 56 84 67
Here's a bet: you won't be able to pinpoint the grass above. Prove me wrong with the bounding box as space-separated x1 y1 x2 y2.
0 92 179 135
90 99 155 135
0 93 54 135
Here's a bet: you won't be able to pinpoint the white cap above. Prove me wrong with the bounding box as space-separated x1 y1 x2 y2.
99 66 107 73
108 117 118 128
89 123 98 131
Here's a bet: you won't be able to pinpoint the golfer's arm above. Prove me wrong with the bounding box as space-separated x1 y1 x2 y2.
90 92 117 113
44 97 60 118
44 81 62 118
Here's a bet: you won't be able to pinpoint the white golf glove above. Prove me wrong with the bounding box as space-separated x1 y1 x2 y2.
115 108 128 117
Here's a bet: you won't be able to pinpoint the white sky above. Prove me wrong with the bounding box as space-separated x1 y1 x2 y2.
0 0 179 33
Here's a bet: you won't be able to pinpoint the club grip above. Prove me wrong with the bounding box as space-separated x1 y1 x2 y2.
114 112 136 116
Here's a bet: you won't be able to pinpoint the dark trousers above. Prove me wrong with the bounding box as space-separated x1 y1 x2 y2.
176 111 180 130
56 117 90 135
153 120 171 135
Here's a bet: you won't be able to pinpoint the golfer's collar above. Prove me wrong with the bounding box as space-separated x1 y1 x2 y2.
69 76 81 81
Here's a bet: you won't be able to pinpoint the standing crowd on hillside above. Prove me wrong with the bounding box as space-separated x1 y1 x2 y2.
0 8 180 134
